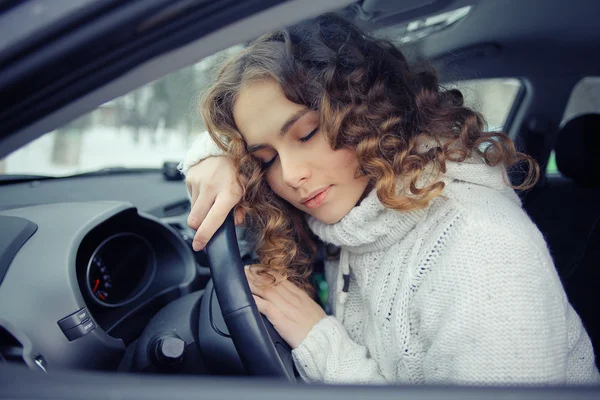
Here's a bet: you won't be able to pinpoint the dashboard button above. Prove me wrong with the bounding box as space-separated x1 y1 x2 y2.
57 308 91 331
63 318 96 341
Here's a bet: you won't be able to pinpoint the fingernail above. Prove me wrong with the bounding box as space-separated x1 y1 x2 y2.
193 241 203 251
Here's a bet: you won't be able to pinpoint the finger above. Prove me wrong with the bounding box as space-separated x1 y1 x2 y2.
193 194 238 250
234 208 245 226
186 179 196 201
246 269 298 315
245 266 282 291
188 187 214 231
277 279 306 302
245 266 270 296
247 266 303 299
253 295 284 324
253 295 271 318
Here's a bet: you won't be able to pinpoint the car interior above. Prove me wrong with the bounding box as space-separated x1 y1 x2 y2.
0 0 599 398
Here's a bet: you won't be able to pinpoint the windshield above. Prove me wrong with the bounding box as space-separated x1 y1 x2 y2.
0 39 519 178
0 45 243 177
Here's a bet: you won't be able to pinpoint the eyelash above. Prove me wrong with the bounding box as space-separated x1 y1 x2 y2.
261 157 276 169
299 126 319 142
261 126 319 169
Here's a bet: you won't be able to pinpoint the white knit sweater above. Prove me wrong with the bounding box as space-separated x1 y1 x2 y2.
181 134 600 385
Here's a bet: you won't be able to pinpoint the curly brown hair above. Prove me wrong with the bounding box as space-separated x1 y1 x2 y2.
200 13 539 291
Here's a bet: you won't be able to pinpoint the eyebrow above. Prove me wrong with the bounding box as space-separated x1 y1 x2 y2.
247 108 311 153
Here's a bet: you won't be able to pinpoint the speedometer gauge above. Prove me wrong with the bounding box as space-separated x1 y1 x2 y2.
89 255 112 302
86 233 156 307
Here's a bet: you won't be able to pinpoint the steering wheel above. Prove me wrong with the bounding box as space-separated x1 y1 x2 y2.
204 212 296 381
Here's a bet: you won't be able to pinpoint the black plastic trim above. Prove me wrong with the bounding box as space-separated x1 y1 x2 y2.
504 78 527 133
0 0 285 138
0 0 22 14
0 0 121 69
209 284 231 338
57 308 91 331
63 318 96 342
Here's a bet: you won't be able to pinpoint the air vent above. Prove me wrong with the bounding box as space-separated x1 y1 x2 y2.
0 326 25 365
163 201 190 217
148 200 190 218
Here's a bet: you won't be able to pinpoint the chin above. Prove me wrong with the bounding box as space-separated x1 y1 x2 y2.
310 208 347 225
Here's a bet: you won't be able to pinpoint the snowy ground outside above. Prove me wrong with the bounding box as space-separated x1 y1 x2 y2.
3 126 201 176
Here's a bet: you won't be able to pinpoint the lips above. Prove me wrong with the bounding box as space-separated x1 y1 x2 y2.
302 185 332 209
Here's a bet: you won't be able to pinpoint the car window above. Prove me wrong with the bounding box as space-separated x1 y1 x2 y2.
0 45 244 177
546 76 600 175
0 71 523 177
446 78 523 132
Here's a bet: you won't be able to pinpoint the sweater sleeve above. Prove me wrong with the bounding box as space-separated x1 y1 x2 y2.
177 130 226 176
292 316 388 384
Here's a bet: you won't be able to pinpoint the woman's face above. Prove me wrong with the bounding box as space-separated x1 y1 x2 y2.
233 79 370 224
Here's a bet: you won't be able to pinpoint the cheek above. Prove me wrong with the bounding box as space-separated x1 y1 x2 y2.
265 169 289 199
327 148 361 177
341 149 360 168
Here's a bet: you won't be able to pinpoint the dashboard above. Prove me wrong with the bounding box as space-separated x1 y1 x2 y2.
73 205 200 345
0 172 207 371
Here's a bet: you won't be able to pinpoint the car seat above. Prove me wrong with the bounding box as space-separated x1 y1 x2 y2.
523 113 600 367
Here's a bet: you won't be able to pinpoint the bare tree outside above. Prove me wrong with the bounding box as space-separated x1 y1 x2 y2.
2 45 243 176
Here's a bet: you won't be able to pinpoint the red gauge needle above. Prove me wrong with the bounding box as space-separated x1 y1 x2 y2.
93 279 100 293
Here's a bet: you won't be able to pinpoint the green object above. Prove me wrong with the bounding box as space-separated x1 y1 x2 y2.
313 272 329 307
547 151 558 175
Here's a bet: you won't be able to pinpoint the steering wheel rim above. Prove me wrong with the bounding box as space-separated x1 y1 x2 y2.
205 211 295 381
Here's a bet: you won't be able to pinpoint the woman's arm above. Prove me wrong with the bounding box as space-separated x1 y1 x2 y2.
245 258 389 384
179 131 242 250
292 316 388 384
290 257 388 383
177 130 225 176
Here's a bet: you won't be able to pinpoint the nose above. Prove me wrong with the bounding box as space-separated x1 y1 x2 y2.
279 152 310 188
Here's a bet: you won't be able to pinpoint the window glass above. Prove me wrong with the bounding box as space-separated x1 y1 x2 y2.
0 45 243 176
446 78 522 132
547 77 600 175
0 68 524 176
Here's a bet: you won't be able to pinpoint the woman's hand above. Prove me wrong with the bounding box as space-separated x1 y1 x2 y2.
185 156 244 251
245 266 326 349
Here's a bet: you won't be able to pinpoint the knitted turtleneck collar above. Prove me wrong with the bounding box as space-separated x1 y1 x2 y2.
307 185 426 254
306 160 520 321
307 160 520 252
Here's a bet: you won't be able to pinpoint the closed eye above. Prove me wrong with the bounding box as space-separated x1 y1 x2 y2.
260 126 318 169
261 154 277 169
299 126 319 143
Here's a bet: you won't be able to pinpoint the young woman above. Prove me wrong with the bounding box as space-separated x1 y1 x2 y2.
179 14 599 384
